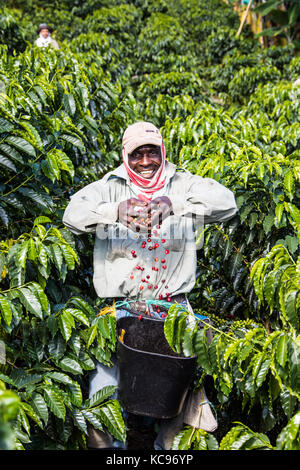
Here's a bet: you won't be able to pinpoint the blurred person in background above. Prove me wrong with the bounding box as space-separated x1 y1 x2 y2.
34 23 59 49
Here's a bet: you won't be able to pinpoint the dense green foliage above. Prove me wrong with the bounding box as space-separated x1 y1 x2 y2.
254 0 300 47
0 0 299 450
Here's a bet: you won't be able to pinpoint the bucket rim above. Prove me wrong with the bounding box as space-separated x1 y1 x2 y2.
117 315 164 324
116 334 197 360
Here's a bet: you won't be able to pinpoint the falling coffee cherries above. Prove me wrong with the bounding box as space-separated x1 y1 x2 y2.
128 227 171 318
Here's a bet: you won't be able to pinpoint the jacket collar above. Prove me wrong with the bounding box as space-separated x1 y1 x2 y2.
103 160 177 184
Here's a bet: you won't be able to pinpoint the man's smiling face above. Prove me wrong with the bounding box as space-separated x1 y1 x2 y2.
128 144 162 179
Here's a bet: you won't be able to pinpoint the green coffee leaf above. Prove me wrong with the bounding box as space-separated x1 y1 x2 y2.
84 385 117 409
43 387 66 420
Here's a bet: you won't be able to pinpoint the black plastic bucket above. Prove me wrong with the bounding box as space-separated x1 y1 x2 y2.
116 315 197 419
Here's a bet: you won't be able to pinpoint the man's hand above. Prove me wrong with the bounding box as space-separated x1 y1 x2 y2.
118 198 149 232
118 196 173 233
147 196 173 228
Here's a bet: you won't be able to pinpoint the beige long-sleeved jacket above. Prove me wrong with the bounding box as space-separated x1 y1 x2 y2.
63 160 238 300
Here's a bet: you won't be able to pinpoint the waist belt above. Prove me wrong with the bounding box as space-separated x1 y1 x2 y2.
123 294 187 314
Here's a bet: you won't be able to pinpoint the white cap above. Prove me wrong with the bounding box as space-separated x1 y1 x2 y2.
122 121 163 156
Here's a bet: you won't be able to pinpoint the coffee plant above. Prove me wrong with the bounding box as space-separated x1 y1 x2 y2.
0 0 299 451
